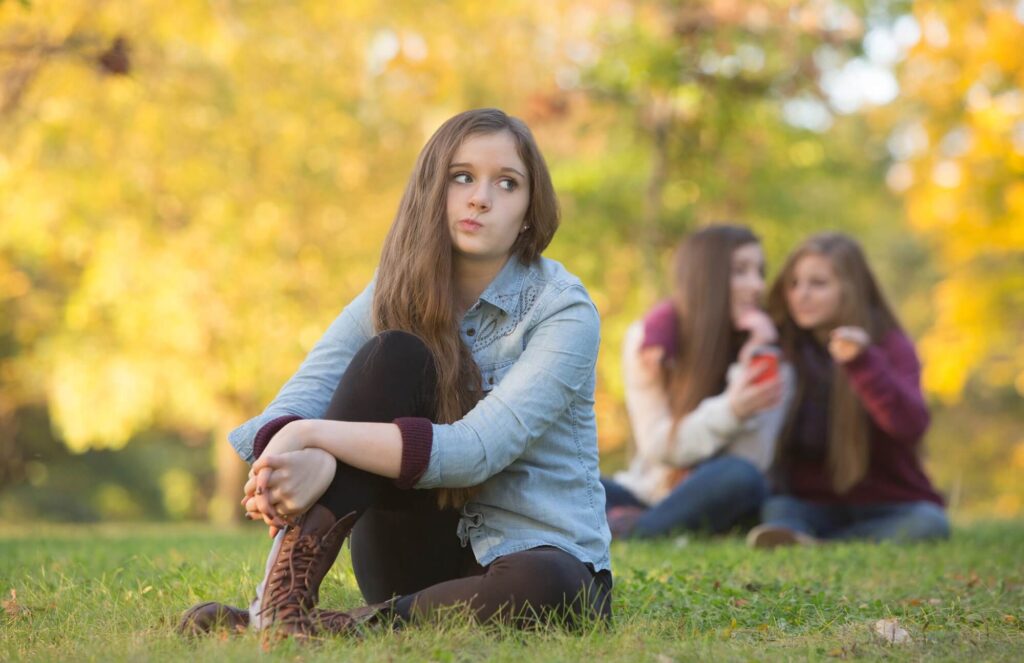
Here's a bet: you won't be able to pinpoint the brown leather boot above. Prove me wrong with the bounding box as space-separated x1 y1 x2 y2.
251 504 358 638
177 601 249 636
313 598 397 636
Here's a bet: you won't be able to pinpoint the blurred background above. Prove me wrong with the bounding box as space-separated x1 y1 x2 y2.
0 0 1021 524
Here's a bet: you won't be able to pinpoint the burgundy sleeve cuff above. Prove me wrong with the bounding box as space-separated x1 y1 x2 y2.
253 415 304 460
842 344 885 384
393 417 434 489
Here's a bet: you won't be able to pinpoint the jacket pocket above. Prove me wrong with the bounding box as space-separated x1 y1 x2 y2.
480 360 515 394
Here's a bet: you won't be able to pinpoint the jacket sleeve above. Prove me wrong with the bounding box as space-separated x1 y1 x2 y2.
842 330 930 443
415 284 600 489
227 281 376 462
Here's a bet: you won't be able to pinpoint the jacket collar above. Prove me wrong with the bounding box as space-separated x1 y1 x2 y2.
476 257 530 315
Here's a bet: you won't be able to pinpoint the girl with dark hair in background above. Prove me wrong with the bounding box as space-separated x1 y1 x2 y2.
602 225 792 539
747 232 948 547
179 108 611 638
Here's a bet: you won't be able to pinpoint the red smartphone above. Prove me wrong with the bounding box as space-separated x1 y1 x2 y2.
749 346 780 385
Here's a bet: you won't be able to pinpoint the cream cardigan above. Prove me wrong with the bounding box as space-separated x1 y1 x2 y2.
613 322 793 506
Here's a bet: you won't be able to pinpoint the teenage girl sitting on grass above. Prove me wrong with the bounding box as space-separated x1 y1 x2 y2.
747 232 949 547
179 108 612 638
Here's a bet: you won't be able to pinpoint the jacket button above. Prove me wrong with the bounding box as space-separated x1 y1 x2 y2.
488 376 495 385
467 328 476 336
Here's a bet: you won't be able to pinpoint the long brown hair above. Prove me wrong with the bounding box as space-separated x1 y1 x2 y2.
664 224 760 421
768 232 902 493
372 108 559 508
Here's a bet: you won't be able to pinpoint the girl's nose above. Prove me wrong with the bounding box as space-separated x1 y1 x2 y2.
469 184 491 211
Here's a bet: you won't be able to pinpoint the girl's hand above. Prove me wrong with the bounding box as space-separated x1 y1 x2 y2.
238 419 317 534
828 326 870 364
242 467 287 536
736 309 778 363
727 360 783 420
252 448 338 521
634 346 665 387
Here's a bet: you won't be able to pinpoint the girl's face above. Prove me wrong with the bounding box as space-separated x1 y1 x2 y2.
730 242 766 327
447 130 530 267
785 253 843 331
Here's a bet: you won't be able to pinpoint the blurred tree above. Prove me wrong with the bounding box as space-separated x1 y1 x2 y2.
0 0 609 521
2 0 1015 520
885 0 1024 516
550 0 913 455
888 0 1024 403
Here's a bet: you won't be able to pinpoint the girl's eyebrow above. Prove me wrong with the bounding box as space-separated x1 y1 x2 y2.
448 162 526 179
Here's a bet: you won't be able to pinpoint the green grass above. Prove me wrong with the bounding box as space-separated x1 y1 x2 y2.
1 521 1022 662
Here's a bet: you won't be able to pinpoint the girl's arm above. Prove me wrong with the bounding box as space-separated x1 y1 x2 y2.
256 419 402 478
414 283 600 488
256 281 600 491
622 320 786 470
841 330 930 442
662 368 747 468
621 322 686 464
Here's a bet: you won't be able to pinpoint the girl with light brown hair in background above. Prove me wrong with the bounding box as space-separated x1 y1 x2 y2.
747 232 949 547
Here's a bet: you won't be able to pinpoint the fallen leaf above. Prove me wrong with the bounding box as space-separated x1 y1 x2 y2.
2 589 26 618
873 618 912 644
1004 615 1017 624
733 598 749 607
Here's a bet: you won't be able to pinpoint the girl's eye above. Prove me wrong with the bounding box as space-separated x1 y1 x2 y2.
452 172 472 184
498 178 518 192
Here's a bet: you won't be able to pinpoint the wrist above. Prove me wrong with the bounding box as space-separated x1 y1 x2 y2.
727 394 746 420
294 419 320 450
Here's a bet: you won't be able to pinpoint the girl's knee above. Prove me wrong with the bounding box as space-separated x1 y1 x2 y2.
901 502 950 541
761 494 805 520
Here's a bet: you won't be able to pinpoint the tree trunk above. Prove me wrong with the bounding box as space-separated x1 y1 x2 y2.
209 423 246 524
640 106 671 297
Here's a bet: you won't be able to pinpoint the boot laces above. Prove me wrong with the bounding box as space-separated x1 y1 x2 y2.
261 513 354 623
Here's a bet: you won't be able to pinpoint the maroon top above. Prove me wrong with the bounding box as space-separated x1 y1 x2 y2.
779 329 944 506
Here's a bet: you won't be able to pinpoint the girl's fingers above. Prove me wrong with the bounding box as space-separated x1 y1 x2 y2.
255 491 277 520
254 464 277 495
252 453 288 475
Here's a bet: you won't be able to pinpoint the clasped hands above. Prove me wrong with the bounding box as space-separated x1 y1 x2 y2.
241 420 338 537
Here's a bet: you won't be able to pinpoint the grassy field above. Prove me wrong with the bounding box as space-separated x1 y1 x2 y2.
1 520 1022 662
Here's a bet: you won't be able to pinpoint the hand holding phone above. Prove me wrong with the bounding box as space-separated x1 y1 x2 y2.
749 346 780 385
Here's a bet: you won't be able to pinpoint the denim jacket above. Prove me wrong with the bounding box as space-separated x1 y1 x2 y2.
229 256 612 572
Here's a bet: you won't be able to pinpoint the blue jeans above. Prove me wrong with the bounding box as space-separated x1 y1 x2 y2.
602 455 767 537
761 494 950 542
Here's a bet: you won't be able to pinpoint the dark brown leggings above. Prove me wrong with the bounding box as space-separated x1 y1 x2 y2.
314 331 612 627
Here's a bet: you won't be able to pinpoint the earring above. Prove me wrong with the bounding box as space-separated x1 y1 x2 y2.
520 225 530 233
